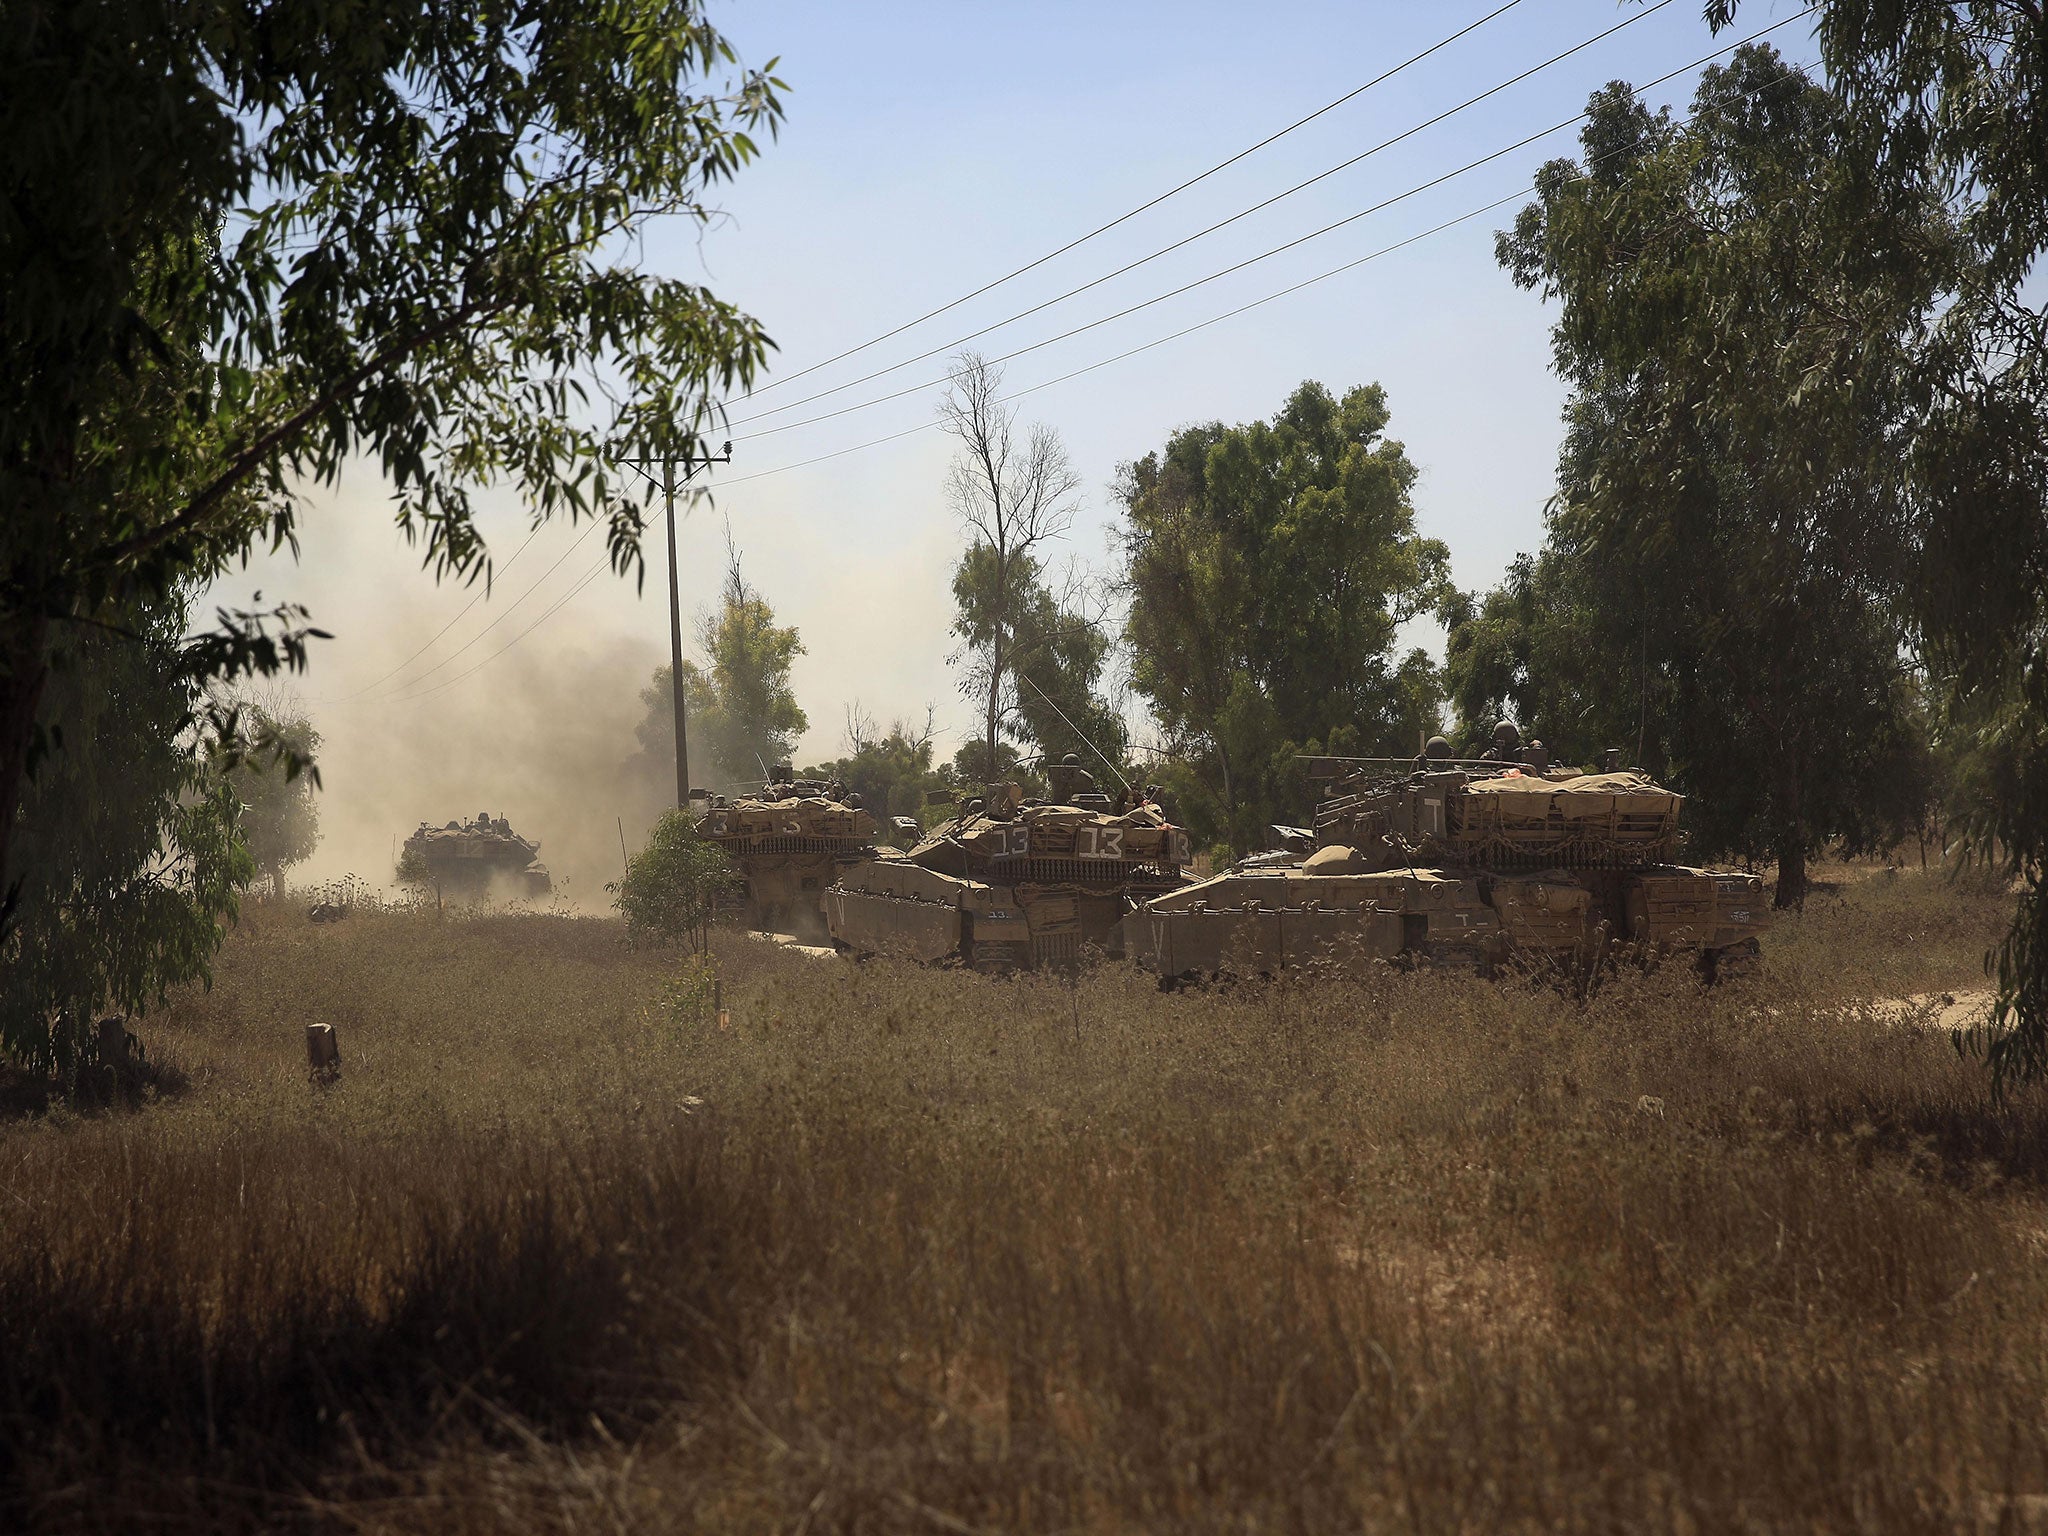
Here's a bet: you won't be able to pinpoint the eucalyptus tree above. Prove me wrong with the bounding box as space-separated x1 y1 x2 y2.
634 545 806 792
1 597 251 1073
1496 47 1945 903
227 707 322 898
950 544 1124 775
0 0 784 912
1118 380 1452 852
939 353 1086 782
1690 2 2048 1074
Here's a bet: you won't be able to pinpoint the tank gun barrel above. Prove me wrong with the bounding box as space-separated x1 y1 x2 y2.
1299 753 1525 779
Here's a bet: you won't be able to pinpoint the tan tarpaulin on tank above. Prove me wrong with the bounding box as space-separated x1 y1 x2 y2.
1303 844 1365 873
1460 769 1679 823
719 795 877 841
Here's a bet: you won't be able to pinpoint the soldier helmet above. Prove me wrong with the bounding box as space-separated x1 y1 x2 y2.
1492 720 1521 748
1424 734 1452 761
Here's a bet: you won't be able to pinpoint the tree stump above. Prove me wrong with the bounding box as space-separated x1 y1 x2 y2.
95 1016 135 1064
306 1022 340 1084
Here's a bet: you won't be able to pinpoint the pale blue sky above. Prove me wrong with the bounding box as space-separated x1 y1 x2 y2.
212 0 1823 891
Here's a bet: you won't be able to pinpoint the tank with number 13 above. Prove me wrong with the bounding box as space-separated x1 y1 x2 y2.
824 754 1192 971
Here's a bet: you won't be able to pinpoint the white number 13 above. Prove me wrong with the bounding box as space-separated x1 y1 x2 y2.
1077 826 1124 859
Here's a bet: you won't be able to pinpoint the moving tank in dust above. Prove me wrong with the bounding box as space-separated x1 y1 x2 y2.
399 810 552 900
1122 723 1769 981
824 757 1194 971
693 765 879 940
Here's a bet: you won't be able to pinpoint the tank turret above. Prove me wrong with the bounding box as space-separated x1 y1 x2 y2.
1124 748 1767 980
825 782 1192 971
695 770 879 939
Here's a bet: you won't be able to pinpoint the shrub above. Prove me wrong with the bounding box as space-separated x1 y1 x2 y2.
609 810 739 951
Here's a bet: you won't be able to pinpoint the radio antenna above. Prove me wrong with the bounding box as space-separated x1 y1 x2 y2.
1014 673 1134 793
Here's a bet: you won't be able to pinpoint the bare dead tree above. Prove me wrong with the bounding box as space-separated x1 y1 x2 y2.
940 351 1081 779
842 701 879 757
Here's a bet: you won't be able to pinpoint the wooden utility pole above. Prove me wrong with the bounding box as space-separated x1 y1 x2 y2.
621 443 731 808
663 457 690 808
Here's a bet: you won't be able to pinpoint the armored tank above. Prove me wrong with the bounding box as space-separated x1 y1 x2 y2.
825 780 1193 971
694 764 879 939
400 811 552 900
1123 730 1768 980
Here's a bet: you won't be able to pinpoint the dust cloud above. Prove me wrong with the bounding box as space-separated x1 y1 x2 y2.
202 456 969 910
302 628 674 909
207 481 685 910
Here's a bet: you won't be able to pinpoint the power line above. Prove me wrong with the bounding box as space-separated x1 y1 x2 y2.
735 0 1531 405
731 136 1558 446
704 205 1516 488
386 543 620 703
725 0 1677 431
703 17 1813 491
360 514 612 699
728 9 1804 448
380 23 1815 698
326 522 544 701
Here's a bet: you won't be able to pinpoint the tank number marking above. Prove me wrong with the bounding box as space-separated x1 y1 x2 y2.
780 818 803 835
1004 824 1032 855
1076 826 1125 859
707 814 728 835
1170 831 1192 865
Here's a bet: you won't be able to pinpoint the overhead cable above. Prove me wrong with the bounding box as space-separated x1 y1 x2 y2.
736 0 1530 403
385 542 621 703
726 0 1677 429
326 522 544 701
364 514 612 697
729 8 1807 448
706 18 1813 490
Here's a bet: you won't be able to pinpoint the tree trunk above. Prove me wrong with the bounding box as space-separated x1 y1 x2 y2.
984 612 1003 786
1771 749 1807 909
1774 831 1807 910
0 609 53 926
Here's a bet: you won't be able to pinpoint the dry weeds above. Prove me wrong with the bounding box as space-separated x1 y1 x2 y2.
0 863 2040 1533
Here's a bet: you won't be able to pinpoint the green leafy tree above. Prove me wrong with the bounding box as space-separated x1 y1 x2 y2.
1117 380 1453 852
634 545 806 793
950 737 1029 790
226 707 321 897
0 0 784 914
1 596 251 1075
951 545 1124 774
1493 49 1946 903
1693 3 2048 1074
611 809 739 952
1442 552 1605 762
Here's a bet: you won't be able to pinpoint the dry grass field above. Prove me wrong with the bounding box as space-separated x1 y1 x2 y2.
2 862 2044 1533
